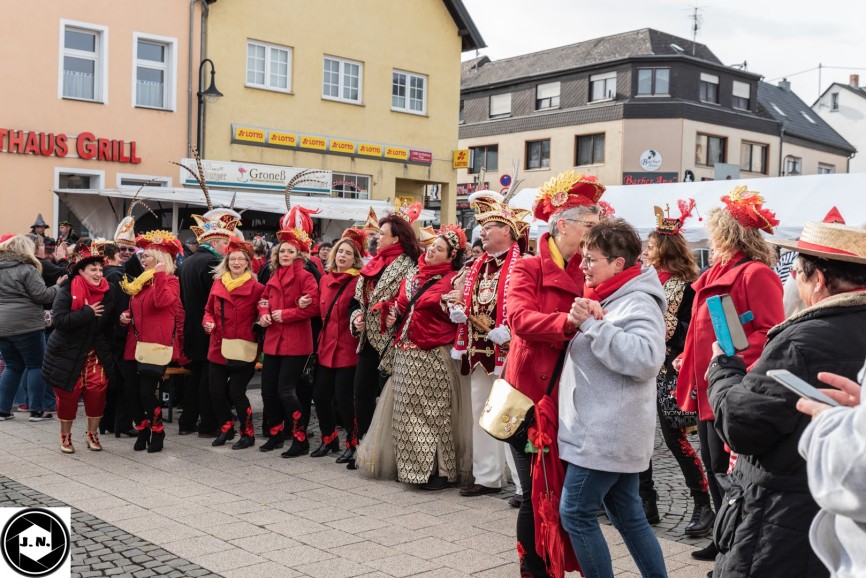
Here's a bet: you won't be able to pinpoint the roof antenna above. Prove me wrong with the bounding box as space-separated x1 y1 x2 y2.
689 6 703 55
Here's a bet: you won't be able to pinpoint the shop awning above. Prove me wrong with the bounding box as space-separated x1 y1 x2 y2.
55 187 437 239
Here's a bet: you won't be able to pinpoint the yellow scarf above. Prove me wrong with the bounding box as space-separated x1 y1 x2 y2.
120 268 156 296
222 271 251 293
345 268 360 277
548 237 565 270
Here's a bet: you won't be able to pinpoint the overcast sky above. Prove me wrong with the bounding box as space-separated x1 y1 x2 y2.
460 0 866 104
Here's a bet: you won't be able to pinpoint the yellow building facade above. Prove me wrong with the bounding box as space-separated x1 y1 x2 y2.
201 0 484 226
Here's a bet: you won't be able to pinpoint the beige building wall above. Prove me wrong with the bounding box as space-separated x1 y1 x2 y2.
681 120 779 180
203 0 465 224
0 0 199 234
780 142 848 176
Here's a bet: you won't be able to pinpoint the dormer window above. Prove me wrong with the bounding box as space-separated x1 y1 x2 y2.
732 81 751 110
699 73 719 104
536 82 561 110
590 72 616 102
637 68 670 96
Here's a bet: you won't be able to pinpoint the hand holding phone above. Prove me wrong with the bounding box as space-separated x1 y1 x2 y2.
766 369 840 407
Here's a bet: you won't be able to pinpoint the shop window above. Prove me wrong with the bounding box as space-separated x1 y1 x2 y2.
489 93 511 118
332 173 370 199
740 142 768 174
469 145 498 174
135 35 175 109
392 70 426 115
732 81 751 110
247 40 291 92
637 68 670 96
576 133 605 165
323 56 362 104
536 82 561 110
695 133 726 166
526 139 551 170
61 21 107 102
590 72 616 102
699 73 719 104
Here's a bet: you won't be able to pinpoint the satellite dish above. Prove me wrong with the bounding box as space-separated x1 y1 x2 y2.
670 43 685 53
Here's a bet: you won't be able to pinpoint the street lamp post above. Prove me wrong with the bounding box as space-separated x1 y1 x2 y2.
196 58 223 157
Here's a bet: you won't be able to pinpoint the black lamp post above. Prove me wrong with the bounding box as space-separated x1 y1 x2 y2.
196 58 223 156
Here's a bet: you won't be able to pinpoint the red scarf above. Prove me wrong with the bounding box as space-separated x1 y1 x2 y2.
70 275 109 312
415 253 452 281
269 258 304 291
583 264 642 302
657 269 673 286
360 242 403 278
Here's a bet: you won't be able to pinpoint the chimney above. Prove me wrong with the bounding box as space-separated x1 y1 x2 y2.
851 74 860 88
778 78 791 91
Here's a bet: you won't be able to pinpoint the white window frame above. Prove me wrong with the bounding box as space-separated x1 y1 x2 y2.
636 68 670 96
391 69 427 115
246 40 292 93
322 56 363 104
58 19 109 103
332 172 371 199
830 92 839 111
131 33 177 111
732 81 751 110
699 73 720 104
116 173 172 188
536 81 561 110
590 72 616 102
818 163 835 174
54 167 106 230
489 93 511 117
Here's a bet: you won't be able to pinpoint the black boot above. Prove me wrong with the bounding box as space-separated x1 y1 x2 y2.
232 435 255 450
280 438 309 458
335 446 355 464
641 489 660 525
133 426 150 451
685 495 715 537
212 427 236 447
691 541 719 561
310 438 340 458
260 431 285 452
147 430 165 453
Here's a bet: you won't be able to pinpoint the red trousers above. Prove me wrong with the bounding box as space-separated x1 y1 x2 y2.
54 351 108 421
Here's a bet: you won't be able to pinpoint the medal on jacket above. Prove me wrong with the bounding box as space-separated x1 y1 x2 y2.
477 270 499 305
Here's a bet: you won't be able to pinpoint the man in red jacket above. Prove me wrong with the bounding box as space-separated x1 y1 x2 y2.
505 171 606 577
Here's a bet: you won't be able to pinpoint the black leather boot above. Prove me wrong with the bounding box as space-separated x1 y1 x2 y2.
310 438 340 458
212 427 236 447
684 496 715 537
147 430 165 453
280 438 309 458
259 431 285 452
691 541 719 561
133 426 150 451
232 435 255 450
335 446 355 464
641 489 660 525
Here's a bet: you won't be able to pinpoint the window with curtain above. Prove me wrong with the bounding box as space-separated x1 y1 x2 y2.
576 134 605 165
590 72 616 101
740 142 768 174
322 56 362 104
332 172 371 199
136 39 170 109
526 139 551 169
392 70 427 114
696 133 727 165
469 145 498 173
246 41 291 92
732 81 751 110
699 73 719 104
63 26 102 101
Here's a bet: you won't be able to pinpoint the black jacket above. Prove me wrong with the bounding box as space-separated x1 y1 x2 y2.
179 246 220 360
707 292 866 578
42 279 117 391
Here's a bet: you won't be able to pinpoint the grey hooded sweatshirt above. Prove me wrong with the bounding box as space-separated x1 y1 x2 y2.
558 266 666 473
0 250 58 337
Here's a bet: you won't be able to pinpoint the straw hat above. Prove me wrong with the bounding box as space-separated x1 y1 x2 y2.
770 222 866 265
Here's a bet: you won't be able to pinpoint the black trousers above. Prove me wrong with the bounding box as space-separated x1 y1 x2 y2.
698 419 731 511
261 354 310 439
100 351 132 433
209 361 256 436
639 402 709 500
178 360 217 433
353 343 387 441
120 360 162 430
511 446 548 577
313 365 357 447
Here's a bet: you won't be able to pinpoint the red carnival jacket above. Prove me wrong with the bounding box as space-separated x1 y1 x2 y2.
202 276 265 365
258 259 320 356
393 271 458 350
123 271 185 362
505 234 582 403
317 272 360 368
676 255 784 420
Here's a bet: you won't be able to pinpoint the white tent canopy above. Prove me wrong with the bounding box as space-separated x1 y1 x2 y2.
508 173 866 243
55 187 437 239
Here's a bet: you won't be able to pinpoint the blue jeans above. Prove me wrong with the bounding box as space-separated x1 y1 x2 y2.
560 464 668 578
0 331 47 414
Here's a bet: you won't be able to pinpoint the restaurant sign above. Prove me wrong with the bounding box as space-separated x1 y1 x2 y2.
622 172 679 185
178 158 332 194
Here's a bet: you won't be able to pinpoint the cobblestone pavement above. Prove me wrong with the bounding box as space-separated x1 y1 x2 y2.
0 388 713 578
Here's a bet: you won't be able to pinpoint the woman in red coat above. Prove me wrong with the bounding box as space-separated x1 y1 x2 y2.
384 226 467 490
310 230 364 460
674 186 784 561
119 231 184 454
257 228 320 457
203 239 265 450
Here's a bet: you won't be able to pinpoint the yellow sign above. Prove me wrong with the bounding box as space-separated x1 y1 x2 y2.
384 146 409 161
358 143 383 157
329 139 356 154
234 126 266 143
299 135 327 151
268 131 297 147
453 149 469 169
395 195 415 208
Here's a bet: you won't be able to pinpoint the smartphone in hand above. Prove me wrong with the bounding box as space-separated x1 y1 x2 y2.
766 369 841 407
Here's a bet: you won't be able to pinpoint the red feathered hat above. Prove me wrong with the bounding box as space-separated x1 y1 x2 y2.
341 227 368 256
276 228 312 253
654 198 700 235
69 240 107 275
280 205 319 236
721 186 779 234
533 171 606 222
437 224 467 253
226 238 255 262
135 230 182 257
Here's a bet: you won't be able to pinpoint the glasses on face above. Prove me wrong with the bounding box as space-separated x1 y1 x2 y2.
567 219 598 228
582 254 613 267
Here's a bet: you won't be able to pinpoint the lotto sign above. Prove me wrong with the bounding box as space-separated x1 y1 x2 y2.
453 150 469 169
1 507 71 576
